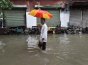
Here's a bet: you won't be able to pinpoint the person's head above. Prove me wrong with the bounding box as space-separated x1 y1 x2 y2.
41 18 46 25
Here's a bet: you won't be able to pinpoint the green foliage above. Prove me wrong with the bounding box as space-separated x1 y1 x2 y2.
0 0 13 9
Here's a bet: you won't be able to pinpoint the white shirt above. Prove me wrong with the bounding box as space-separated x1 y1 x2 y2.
40 23 48 42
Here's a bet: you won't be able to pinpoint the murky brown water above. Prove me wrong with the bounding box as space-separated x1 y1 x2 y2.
0 34 88 65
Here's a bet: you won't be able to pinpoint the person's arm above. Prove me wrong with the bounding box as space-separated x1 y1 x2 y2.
41 25 45 41
42 38 44 41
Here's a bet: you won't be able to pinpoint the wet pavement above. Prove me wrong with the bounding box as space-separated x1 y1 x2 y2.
0 34 88 65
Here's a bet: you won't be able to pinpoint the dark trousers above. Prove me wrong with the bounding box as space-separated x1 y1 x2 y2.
38 41 46 50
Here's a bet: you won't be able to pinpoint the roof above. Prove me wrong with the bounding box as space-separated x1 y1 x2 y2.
68 0 88 7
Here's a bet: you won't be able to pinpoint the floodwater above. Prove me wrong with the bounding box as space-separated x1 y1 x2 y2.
0 34 88 65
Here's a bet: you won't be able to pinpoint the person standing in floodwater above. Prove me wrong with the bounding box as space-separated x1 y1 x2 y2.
38 18 48 50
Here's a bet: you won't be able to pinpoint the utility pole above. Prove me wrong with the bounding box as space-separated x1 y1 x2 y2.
26 0 30 11
81 8 83 28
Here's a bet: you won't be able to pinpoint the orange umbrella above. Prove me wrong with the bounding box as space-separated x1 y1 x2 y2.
29 9 53 19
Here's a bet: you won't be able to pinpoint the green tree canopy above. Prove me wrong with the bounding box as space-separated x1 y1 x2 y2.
0 0 13 9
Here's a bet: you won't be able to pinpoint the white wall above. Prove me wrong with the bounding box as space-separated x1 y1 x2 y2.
60 10 70 27
26 12 37 28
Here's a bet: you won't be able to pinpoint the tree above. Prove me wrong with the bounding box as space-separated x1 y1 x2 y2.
0 0 13 9
0 0 13 28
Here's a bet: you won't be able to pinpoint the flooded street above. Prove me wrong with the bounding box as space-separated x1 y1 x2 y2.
0 34 88 65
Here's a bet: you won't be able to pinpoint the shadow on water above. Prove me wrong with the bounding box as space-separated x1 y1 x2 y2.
0 34 88 65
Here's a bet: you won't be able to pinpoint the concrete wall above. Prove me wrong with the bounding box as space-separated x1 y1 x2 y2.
60 10 70 27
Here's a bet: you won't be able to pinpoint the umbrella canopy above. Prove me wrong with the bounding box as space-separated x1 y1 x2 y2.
29 9 53 19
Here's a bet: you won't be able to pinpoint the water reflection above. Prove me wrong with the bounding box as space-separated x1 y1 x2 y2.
0 34 88 65
0 41 6 54
26 35 38 49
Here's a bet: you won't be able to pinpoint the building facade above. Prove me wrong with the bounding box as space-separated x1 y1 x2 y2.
3 0 27 28
10 0 66 28
68 0 88 28
0 0 66 28
28 0 66 27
